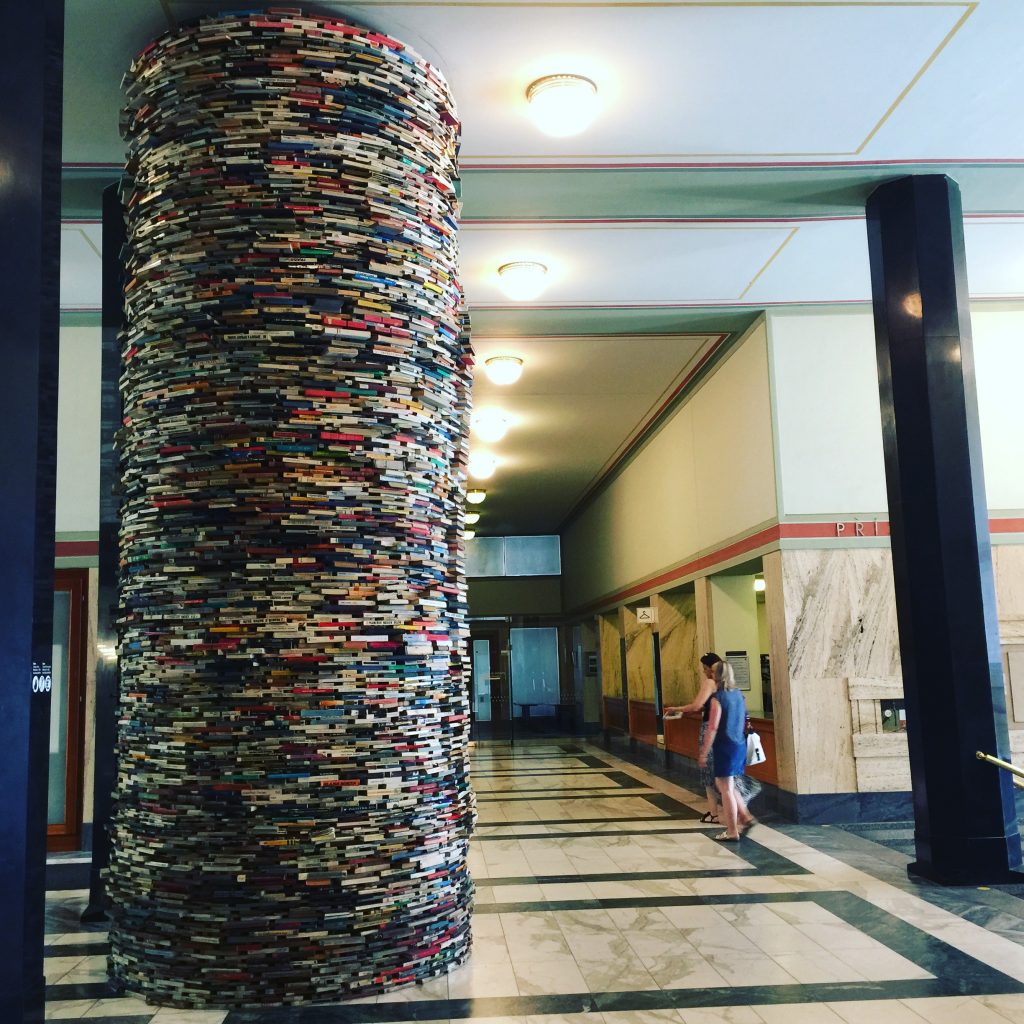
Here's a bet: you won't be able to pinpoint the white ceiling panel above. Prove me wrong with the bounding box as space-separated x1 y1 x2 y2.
741 219 872 305
59 224 102 309
461 224 793 305
963 219 1024 297
65 0 995 165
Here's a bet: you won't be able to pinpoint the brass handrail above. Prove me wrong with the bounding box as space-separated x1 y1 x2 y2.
976 750 1024 789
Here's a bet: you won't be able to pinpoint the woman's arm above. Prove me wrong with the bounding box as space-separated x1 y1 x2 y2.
698 697 721 765
665 678 715 717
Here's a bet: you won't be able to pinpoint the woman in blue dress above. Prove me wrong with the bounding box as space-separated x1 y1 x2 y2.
697 661 755 841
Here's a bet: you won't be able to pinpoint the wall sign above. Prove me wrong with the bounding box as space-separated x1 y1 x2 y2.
636 606 658 625
32 661 53 694
725 650 750 690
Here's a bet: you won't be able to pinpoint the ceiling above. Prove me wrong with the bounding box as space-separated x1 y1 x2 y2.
60 0 1024 536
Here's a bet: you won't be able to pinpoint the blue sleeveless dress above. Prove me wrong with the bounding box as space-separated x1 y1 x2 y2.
711 689 748 778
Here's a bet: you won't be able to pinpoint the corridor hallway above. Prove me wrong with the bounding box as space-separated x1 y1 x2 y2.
43 741 1024 1023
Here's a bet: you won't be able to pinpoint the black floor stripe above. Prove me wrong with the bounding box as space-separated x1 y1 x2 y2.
45 940 110 957
473 826 706 841
477 787 651 802
476 815 693 828
46 980 120 1001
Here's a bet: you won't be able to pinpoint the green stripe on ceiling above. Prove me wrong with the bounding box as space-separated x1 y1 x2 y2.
60 310 102 327
63 162 1024 221
470 305 760 337
459 163 1024 220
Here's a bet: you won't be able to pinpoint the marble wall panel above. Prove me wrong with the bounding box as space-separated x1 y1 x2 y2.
775 548 904 794
995 545 1024 644
782 548 902 681
624 605 656 701
599 612 623 697
656 589 699 705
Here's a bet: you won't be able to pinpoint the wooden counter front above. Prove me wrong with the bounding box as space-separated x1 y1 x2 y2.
664 713 777 786
628 699 658 745
603 696 627 733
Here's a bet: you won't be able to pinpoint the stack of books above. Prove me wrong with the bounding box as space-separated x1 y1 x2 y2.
107 7 476 1008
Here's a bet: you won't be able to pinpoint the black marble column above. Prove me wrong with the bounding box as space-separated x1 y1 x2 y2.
866 175 1022 884
0 2 64 1021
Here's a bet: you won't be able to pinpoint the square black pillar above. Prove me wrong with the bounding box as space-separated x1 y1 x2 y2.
866 175 1022 885
0 2 64 1021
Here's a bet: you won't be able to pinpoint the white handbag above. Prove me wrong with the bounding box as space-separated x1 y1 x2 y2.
746 731 767 766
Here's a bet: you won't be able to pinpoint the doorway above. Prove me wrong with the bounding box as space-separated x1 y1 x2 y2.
48 569 88 852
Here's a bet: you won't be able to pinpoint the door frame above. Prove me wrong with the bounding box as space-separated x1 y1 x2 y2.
48 568 88 852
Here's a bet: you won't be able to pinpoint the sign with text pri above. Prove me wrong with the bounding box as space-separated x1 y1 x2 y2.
636 606 658 625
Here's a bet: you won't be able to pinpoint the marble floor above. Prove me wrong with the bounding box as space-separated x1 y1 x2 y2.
42 741 1024 1023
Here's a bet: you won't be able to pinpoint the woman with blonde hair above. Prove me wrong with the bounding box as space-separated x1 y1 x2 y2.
697 660 755 841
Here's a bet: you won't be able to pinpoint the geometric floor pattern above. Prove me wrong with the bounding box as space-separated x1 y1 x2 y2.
43 741 1024 1023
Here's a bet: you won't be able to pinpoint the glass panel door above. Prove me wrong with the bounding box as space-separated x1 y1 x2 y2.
48 590 71 826
509 627 560 733
48 569 86 851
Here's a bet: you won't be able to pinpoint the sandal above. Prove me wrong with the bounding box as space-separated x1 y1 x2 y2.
713 831 740 842
699 811 719 824
739 817 757 834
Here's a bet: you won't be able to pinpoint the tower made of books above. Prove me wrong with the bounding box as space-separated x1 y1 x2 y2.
108 10 475 1007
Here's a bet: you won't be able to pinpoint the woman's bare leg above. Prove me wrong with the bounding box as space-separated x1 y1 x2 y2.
715 777 739 838
705 786 720 818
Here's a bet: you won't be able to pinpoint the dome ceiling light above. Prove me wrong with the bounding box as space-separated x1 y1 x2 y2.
483 355 524 386
472 408 511 443
466 489 487 505
468 452 498 480
465 512 480 525
526 74 599 137
497 261 548 301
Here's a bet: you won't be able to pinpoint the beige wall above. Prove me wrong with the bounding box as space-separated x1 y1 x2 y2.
56 324 102 534
467 577 561 617
768 305 1024 517
561 319 777 611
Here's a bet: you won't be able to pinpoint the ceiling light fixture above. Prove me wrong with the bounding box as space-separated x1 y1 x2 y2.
526 74 599 137
465 530 476 539
483 355 524 386
468 452 498 480
497 261 548 301
466 489 487 505
472 408 511 443
465 512 480 525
